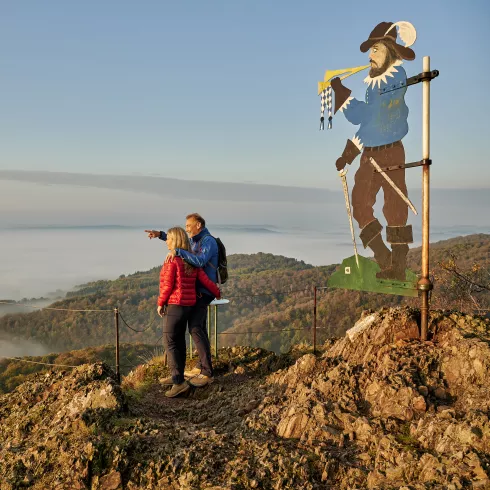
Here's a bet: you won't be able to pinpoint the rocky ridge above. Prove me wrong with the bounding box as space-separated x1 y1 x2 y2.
1 307 489 489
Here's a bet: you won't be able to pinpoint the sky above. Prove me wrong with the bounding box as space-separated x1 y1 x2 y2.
1 0 489 193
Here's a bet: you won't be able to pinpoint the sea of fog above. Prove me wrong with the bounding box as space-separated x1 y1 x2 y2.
1 223 489 301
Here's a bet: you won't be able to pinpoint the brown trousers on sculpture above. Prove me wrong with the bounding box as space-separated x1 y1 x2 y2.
352 142 408 229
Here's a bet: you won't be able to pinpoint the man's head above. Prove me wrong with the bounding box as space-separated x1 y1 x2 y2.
185 213 206 238
368 41 402 78
360 22 415 77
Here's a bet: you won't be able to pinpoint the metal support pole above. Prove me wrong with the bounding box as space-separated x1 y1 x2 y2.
313 286 317 354
207 306 211 337
214 305 218 359
417 56 433 340
162 314 168 367
114 308 120 384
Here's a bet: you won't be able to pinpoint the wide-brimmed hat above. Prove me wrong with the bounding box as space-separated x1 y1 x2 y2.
360 21 416 61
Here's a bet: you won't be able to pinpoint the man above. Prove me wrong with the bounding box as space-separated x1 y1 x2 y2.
145 213 218 387
331 21 415 281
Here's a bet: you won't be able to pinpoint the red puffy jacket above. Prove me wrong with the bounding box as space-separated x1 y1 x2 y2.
157 257 221 307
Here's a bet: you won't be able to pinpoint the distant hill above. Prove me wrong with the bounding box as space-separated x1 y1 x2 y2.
0 234 488 360
408 233 490 270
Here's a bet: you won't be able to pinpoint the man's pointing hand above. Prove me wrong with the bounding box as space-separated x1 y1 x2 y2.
145 230 161 239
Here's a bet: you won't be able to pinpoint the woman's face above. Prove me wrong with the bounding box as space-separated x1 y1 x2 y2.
166 234 175 250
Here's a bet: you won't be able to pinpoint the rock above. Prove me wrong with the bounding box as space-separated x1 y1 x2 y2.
277 412 309 439
99 471 122 490
433 387 447 400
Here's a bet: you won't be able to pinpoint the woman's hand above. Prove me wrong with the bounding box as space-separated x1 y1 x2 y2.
157 305 164 317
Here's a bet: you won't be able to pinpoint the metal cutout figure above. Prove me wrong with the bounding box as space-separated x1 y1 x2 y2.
332 21 417 282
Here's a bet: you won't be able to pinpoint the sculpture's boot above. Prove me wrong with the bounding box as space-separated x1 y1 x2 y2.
376 225 413 281
359 219 392 271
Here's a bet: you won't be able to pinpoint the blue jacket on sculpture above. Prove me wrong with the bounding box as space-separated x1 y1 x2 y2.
340 60 409 148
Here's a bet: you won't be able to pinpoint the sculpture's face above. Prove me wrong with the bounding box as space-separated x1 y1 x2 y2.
369 42 392 77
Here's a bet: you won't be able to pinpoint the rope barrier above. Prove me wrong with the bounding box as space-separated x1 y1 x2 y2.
2 283 487 380
0 301 113 312
1 357 80 368
216 326 332 335
226 287 312 299
119 312 155 333
218 327 310 335
1 356 141 370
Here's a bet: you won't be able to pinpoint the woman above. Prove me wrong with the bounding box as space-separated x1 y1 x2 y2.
157 227 220 398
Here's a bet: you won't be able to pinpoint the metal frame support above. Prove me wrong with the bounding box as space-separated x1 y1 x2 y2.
214 305 218 359
114 307 120 384
373 159 432 173
417 56 434 340
313 286 317 354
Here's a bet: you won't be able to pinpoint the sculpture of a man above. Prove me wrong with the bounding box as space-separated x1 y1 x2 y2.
331 21 416 281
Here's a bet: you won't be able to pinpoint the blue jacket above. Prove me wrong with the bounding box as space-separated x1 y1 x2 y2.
341 63 409 147
159 227 218 296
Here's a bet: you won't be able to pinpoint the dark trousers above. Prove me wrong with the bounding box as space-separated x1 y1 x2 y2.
188 294 214 377
352 143 408 229
163 305 192 384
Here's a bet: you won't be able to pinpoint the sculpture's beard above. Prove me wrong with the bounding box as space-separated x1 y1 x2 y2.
369 49 398 78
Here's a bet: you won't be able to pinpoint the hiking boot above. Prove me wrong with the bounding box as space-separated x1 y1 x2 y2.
159 376 173 386
184 367 201 378
165 382 190 398
188 374 214 387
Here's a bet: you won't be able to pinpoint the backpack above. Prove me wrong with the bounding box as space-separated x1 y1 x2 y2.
199 234 228 285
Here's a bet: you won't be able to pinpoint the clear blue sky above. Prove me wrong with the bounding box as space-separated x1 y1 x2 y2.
1 0 489 189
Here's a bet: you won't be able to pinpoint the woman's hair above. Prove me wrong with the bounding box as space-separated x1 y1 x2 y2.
167 227 194 275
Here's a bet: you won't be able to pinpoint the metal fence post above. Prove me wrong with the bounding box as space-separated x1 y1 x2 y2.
214 305 218 359
207 306 211 337
313 286 317 354
114 307 120 384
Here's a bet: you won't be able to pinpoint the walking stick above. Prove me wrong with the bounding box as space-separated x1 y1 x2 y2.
339 169 360 268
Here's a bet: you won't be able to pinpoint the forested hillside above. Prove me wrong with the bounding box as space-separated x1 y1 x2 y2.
0 235 488 358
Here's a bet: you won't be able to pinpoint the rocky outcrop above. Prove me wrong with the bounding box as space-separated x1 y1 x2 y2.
0 309 489 489
0 363 125 489
249 307 490 489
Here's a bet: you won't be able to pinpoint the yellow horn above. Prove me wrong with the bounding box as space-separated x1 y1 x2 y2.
318 64 370 94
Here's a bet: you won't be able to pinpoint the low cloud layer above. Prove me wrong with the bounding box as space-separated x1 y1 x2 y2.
0 170 339 204
0 338 50 359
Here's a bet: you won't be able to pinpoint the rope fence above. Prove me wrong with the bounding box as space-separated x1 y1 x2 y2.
0 301 113 312
1 285 488 384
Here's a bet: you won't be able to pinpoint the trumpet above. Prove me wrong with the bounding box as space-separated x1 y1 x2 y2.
318 64 370 95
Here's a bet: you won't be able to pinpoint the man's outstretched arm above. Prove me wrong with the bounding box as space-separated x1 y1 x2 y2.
144 230 167 241
176 236 217 268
